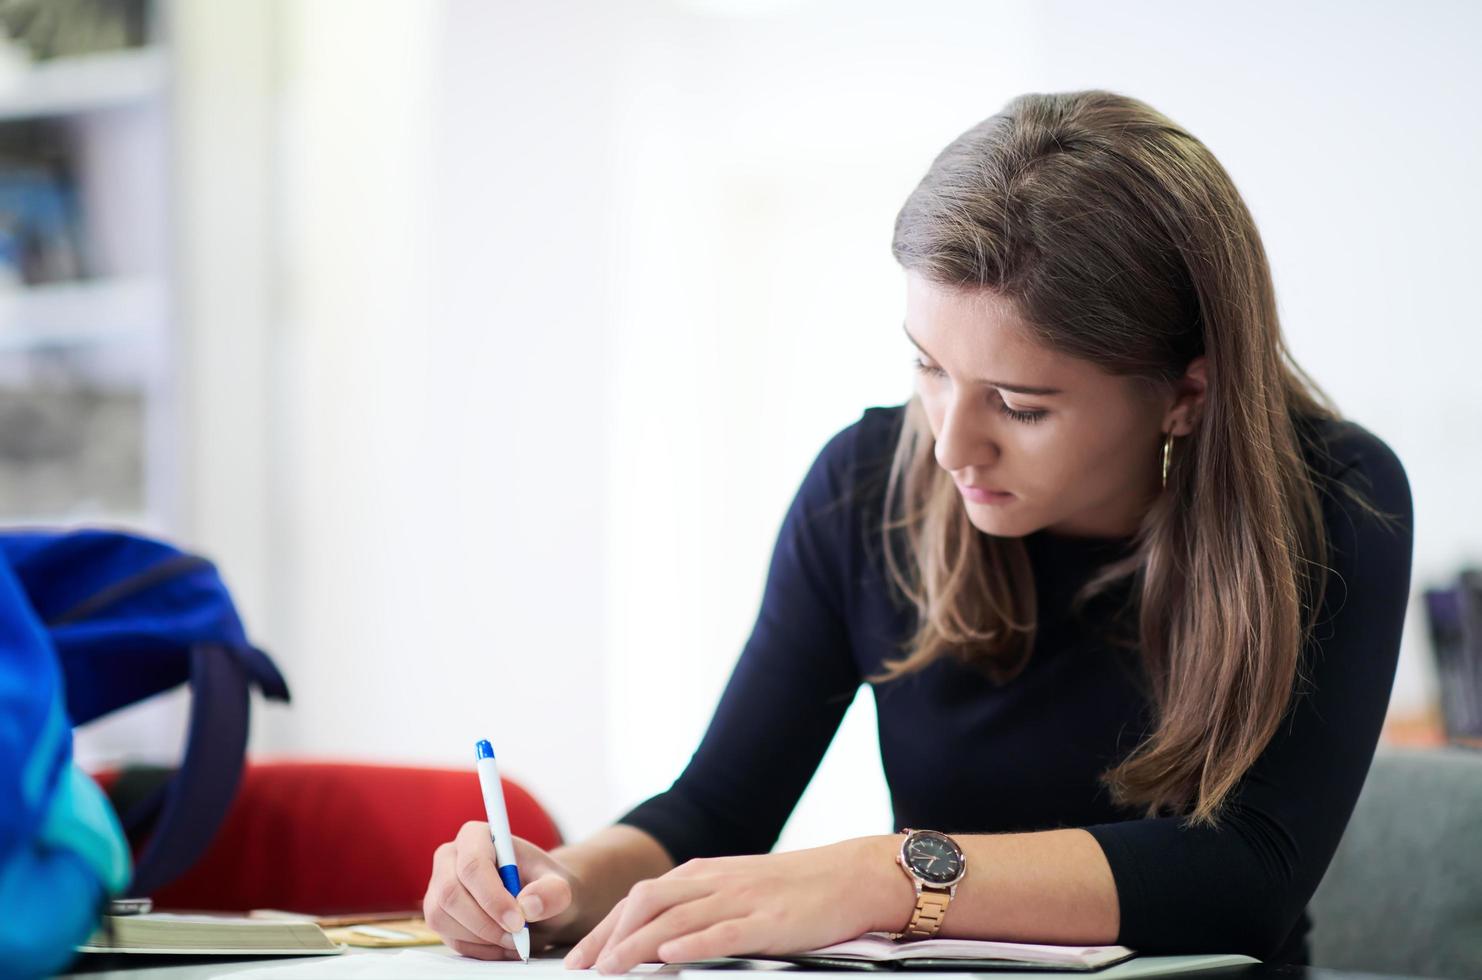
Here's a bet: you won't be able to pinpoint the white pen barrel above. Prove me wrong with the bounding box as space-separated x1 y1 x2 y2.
476 756 519 878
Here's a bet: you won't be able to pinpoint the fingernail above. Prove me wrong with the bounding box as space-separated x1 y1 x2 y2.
501 910 524 932
520 893 544 918
564 948 583 968
597 955 617 974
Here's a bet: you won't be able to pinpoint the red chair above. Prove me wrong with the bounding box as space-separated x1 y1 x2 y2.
96 761 561 913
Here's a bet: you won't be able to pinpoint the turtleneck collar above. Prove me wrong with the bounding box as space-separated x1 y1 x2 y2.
1023 527 1139 561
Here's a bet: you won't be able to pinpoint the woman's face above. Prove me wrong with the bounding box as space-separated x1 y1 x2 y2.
905 272 1205 540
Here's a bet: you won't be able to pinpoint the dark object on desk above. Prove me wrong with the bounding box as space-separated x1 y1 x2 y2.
1308 746 1482 978
753 955 1143 972
1424 570 1482 740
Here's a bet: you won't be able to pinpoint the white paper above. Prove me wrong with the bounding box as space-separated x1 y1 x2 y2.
225 949 670 979
223 948 1258 980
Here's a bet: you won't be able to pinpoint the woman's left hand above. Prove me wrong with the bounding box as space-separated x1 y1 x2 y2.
562 836 898 975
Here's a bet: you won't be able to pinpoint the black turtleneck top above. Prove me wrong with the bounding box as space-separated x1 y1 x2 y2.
617 402 1415 964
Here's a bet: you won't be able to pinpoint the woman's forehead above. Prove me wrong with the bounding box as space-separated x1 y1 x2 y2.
905 276 1109 391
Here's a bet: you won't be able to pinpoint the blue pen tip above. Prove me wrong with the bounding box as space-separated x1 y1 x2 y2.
475 740 494 760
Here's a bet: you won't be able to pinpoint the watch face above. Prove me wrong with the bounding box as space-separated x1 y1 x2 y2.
903 830 965 885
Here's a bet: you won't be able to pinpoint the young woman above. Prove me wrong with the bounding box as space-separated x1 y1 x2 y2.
422 90 1414 972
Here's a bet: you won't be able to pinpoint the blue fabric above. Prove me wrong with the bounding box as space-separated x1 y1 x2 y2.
0 528 284 977
0 836 108 979
0 545 131 979
1 530 263 725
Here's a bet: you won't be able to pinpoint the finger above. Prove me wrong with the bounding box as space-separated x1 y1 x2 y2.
427 879 518 949
654 914 762 965
564 897 626 970
517 871 573 923
425 900 516 951
446 937 522 961
454 821 526 933
426 838 516 946
597 894 733 975
443 886 518 948
591 877 716 972
432 836 518 942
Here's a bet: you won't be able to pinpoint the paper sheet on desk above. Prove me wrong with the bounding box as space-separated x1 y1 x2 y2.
225 949 673 978
224 950 1259 980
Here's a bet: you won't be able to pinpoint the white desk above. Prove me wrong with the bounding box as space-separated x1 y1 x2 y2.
60 946 675 979
59 948 1265 980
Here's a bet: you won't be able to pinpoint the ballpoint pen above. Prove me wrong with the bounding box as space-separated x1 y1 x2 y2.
475 739 531 961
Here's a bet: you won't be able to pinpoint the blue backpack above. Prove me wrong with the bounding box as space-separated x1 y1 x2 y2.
0 529 289 978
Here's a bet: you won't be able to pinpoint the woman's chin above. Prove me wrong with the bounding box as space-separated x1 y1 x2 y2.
963 504 1030 536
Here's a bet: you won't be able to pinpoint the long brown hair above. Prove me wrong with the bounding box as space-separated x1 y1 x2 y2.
878 90 1393 827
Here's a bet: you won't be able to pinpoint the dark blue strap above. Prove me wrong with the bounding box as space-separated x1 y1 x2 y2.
124 643 252 898
237 644 290 702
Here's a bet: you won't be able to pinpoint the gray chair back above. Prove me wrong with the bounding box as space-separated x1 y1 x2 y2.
1309 746 1482 978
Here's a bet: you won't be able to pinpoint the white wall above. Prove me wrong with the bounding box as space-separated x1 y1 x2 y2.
1013 0 1482 717
596 0 1482 848
170 0 1480 849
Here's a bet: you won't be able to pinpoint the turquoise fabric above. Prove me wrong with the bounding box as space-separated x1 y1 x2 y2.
40 758 132 894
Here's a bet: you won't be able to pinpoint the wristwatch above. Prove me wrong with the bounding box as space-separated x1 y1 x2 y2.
891 828 967 941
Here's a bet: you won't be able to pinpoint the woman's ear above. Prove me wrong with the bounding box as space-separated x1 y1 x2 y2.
1164 355 1208 436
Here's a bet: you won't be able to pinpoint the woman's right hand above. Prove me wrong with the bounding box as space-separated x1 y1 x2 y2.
423 821 581 960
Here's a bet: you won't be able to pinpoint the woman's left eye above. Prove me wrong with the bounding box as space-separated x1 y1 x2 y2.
912 357 1047 424
998 402 1047 424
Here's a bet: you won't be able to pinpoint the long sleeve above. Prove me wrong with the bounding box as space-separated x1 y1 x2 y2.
617 418 868 863
1083 430 1415 961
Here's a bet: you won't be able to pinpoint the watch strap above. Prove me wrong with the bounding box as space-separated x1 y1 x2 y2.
901 885 952 940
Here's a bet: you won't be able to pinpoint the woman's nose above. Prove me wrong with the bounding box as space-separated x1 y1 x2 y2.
933 396 997 474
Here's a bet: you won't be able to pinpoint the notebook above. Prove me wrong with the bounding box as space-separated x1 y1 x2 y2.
76 913 345 956
747 931 1136 971
247 909 444 947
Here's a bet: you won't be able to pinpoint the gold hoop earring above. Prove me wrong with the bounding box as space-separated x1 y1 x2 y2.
1161 431 1175 490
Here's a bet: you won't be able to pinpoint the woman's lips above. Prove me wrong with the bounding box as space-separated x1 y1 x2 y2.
956 483 1015 505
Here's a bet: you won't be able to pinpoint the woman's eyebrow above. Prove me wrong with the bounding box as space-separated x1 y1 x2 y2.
902 323 1065 396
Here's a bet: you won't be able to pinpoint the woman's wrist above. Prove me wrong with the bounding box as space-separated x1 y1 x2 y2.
547 825 675 945
842 834 914 935
547 843 618 945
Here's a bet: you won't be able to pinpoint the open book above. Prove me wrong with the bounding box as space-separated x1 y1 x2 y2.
754 931 1136 971
77 913 344 956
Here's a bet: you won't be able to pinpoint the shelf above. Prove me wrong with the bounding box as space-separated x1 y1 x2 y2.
0 511 156 531
0 277 167 352
0 46 167 122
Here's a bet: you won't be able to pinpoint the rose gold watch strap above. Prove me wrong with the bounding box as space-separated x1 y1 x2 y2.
901 887 951 940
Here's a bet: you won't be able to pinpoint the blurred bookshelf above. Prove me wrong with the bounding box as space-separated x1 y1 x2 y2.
0 0 174 534
0 44 165 120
